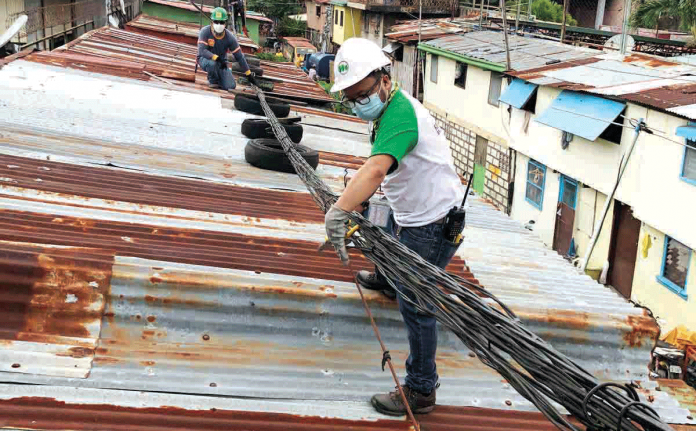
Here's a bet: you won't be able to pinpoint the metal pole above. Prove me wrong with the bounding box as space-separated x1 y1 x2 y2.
595 0 606 29
560 0 569 43
527 0 532 20
580 120 644 273
415 0 422 100
515 0 521 33
500 0 512 71
619 0 633 54
479 0 484 27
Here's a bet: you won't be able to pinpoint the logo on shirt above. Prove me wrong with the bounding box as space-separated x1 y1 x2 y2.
208 38 215 46
337 61 349 75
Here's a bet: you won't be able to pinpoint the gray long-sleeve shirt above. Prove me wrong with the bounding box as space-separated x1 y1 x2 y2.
197 25 250 72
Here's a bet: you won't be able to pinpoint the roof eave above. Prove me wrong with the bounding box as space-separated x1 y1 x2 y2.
417 43 507 73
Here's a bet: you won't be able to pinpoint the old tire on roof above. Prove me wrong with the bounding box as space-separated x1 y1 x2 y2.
241 119 303 143
234 94 291 118
228 54 261 67
244 138 318 174
231 62 264 76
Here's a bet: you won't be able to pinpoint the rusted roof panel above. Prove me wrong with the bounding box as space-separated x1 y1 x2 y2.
426 31 696 119
22 27 333 104
125 14 259 51
385 17 477 44
283 37 317 51
1 49 696 429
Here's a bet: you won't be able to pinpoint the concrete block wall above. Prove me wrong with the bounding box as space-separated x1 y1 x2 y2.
431 110 512 212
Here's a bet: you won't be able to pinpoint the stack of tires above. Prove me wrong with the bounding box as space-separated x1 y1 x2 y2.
235 94 318 174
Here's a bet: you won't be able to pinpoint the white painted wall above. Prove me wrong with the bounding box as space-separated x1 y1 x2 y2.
506 85 696 252
423 54 509 146
511 152 617 271
633 224 696 332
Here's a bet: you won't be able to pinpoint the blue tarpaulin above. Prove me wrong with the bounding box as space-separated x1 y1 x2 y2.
535 90 626 142
499 78 538 109
676 125 696 140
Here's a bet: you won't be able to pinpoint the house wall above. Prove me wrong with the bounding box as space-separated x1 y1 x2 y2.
1 0 26 41
142 2 200 24
423 53 513 212
331 5 360 45
510 153 615 269
506 85 696 253
390 44 417 97
306 0 326 31
423 54 510 146
633 224 696 332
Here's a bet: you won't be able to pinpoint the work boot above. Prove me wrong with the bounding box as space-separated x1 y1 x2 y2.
208 82 220 89
371 385 436 416
356 270 396 300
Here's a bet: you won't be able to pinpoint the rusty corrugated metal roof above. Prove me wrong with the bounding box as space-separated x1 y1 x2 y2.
22 26 334 104
125 14 260 51
283 37 317 51
423 31 696 120
1 47 695 429
385 17 477 44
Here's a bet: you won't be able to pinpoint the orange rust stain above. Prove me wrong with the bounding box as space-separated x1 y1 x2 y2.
92 356 123 364
146 316 156 323
623 315 659 348
0 396 410 431
0 244 114 345
150 276 163 284
517 309 592 330
623 53 679 67
140 360 156 366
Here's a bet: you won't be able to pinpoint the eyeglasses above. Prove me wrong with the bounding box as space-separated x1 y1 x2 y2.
340 77 381 109
213 20 226 25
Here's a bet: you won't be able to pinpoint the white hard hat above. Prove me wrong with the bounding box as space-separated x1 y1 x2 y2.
330 38 391 93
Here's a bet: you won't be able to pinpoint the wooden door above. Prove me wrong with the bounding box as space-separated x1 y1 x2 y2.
608 202 641 298
473 136 488 195
553 176 578 256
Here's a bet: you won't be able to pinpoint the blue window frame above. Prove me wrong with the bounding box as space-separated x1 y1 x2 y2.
559 175 578 210
526 160 546 210
657 236 691 300
675 125 696 184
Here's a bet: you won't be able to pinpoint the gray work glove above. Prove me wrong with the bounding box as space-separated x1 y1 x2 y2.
325 205 351 266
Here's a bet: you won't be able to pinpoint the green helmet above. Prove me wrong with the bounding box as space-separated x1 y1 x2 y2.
210 7 228 21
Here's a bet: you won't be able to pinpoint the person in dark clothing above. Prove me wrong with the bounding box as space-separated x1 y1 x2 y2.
197 7 255 91
230 0 248 37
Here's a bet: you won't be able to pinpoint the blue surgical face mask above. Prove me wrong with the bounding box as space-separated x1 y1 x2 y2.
352 85 386 121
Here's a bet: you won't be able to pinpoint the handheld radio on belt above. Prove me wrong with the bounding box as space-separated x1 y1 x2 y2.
443 173 473 244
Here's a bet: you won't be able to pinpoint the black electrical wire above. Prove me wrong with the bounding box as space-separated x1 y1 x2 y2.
252 86 675 431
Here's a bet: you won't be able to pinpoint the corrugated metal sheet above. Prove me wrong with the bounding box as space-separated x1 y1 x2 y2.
534 90 626 141
498 78 538 109
422 31 598 72
22 27 334 104
385 17 476 44
1 48 696 429
125 14 260 52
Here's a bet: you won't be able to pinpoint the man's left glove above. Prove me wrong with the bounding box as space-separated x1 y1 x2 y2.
245 69 257 86
325 205 351 266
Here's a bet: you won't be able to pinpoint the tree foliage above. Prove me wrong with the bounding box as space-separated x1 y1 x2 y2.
530 0 577 26
276 16 307 37
630 0 696 35
245 0 303 19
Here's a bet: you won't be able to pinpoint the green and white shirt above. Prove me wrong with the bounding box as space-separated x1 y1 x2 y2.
371 87 464 227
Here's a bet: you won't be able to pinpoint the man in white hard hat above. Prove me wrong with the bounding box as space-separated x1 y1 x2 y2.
324 38 464 416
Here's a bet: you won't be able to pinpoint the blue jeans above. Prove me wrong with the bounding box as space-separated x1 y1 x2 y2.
381 217 461 394
199 58 236 90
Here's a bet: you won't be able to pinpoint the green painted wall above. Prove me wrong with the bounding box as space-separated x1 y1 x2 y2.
236 17 260 45
473 164 486 195
142 2 202 24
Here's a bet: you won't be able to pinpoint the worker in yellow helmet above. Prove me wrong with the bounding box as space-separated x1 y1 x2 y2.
197 7 256 91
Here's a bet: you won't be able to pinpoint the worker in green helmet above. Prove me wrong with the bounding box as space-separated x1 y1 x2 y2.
197 7 256 91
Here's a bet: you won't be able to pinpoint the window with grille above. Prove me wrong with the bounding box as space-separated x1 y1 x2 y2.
454 62 467 89
316 5 321 17
682 139 696 183
488 72 503 107
658 236 691 298
526 159 546 210
430 55 438 83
